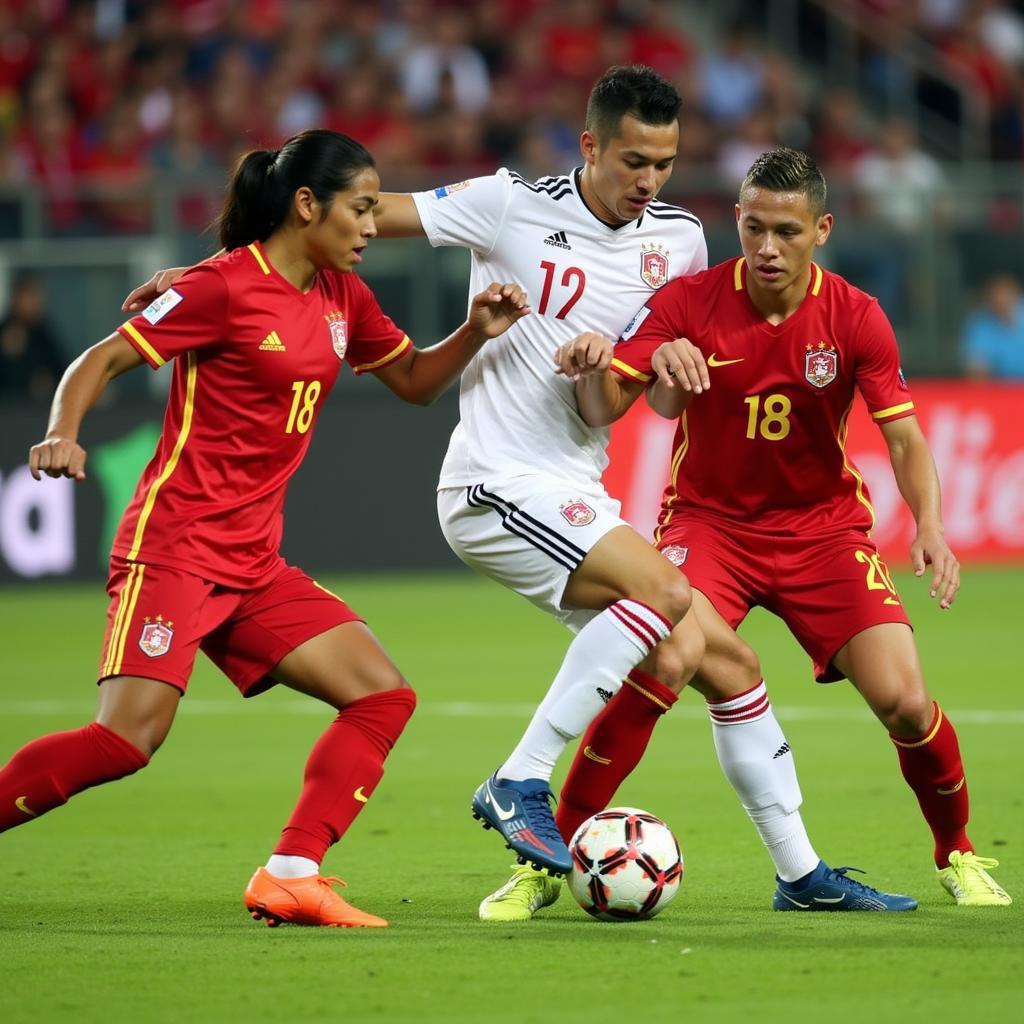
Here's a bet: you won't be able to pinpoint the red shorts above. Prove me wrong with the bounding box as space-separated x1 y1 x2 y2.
658 515 912 682
99 557 363 696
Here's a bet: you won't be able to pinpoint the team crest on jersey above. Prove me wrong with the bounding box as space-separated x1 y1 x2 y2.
139 617 174 658
560 499 596 527
640 244 669 289
661 545 689 566
325 311 348 359
804 341 838 388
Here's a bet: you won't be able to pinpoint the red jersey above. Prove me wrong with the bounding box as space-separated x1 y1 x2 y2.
114 242 411 586
611 258 915 537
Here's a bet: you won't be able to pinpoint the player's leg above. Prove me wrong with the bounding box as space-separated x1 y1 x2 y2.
555 587 822 886
0 676 173 832
209 569 415 927
445 480 692 874
0 558 210 834
556 518 817 878
499 522 693 781
832 623 1011 906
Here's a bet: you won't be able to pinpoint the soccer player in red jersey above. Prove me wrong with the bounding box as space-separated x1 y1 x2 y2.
555 147 1010 907
0 129 530 927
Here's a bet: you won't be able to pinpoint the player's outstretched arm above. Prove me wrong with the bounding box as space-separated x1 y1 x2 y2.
645 338 708 420
121 193 426 310
556 333 645 426
29 333 145 481
375 193 427 238
879 415 960 609
372 282 529 405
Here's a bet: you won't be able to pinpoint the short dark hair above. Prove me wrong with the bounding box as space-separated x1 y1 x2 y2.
739 148 827 216
585 65 681 144
216 129 375 251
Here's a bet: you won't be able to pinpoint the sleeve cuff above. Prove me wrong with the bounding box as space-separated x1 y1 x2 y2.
610 357 653 384
871 401 915 423
119 321 166 368
350 335 413 375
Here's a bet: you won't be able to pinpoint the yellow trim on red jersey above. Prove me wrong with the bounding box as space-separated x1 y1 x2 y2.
810 262 823 296
836 404 876 531
120 321 166 368
872 401 915 422
655 412 690 544
891 706 943 749
733 257 744 290
610 357 653 384
127 352 198 561
109 564 146 676
350 335 412 374
247 243 271 275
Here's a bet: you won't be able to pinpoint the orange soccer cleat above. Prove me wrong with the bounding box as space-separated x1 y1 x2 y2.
243 867 389 928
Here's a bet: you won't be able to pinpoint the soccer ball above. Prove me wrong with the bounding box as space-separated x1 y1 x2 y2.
568 807 683 921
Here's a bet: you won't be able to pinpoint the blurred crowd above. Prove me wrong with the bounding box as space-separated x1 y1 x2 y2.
1 0 1023 239
2 0 1024 394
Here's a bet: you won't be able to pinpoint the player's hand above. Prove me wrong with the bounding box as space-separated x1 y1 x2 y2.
651 338 709 393
29 436 88 481
468 282 530 338
911 526 960 609
121 267 188 312
553 332 613 380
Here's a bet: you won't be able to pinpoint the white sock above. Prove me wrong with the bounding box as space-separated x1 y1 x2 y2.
707 680 820 883
265 854 319 879
499 599 671 782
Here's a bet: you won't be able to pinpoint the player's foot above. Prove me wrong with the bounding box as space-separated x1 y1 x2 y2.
479 864 563 922
772 861 918 912
937 851 1012 906
471 772 573 874
243 867 388 927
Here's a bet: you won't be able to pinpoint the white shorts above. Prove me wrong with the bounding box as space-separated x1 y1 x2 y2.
437 473 627 631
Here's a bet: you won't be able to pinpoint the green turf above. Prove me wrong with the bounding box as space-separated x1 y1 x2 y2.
0 568 1021 1023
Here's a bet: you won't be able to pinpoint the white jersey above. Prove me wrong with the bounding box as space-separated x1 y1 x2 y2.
412 168 707 488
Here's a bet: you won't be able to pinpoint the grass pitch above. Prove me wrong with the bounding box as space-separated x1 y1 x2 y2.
0 568 1021 1023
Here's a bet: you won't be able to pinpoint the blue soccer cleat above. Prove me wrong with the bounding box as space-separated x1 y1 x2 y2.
772 861 918 912
471 773 573 875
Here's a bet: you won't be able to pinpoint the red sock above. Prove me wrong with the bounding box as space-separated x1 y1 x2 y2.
0 722 149 832
890 703 972 867
556 669 677 843
275 687 416 863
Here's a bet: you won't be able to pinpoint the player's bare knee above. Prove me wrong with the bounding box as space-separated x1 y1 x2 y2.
889 691 934 735
647 642 687 692
642 574 692 627
345 663 410 705
732 639 762 688
99 718 165 759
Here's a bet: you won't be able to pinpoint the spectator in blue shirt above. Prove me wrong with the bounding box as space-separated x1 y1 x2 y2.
962 274 1024 379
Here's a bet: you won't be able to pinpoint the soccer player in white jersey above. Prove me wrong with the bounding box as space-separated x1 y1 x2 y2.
124 67 915 920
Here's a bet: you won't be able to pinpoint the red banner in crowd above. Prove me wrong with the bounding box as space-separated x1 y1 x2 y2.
604 382 1024 564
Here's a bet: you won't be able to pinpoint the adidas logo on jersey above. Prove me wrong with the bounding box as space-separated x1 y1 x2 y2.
597 687 614 704
259 331 286 352
543 230 571 250
773 742 791 759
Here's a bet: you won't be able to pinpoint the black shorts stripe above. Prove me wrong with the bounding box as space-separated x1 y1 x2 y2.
467 485 587 571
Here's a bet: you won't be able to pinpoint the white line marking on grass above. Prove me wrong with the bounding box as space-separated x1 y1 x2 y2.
0 699 1022 724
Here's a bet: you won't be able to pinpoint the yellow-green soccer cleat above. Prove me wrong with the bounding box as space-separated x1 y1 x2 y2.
937 851 1012 906
478 865 562 922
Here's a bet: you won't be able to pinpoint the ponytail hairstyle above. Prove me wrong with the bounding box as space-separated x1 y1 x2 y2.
216 129 376 251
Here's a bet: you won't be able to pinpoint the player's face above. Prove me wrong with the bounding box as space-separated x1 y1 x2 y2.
735 188 832 295
309 167 381 273
581 115 678 225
